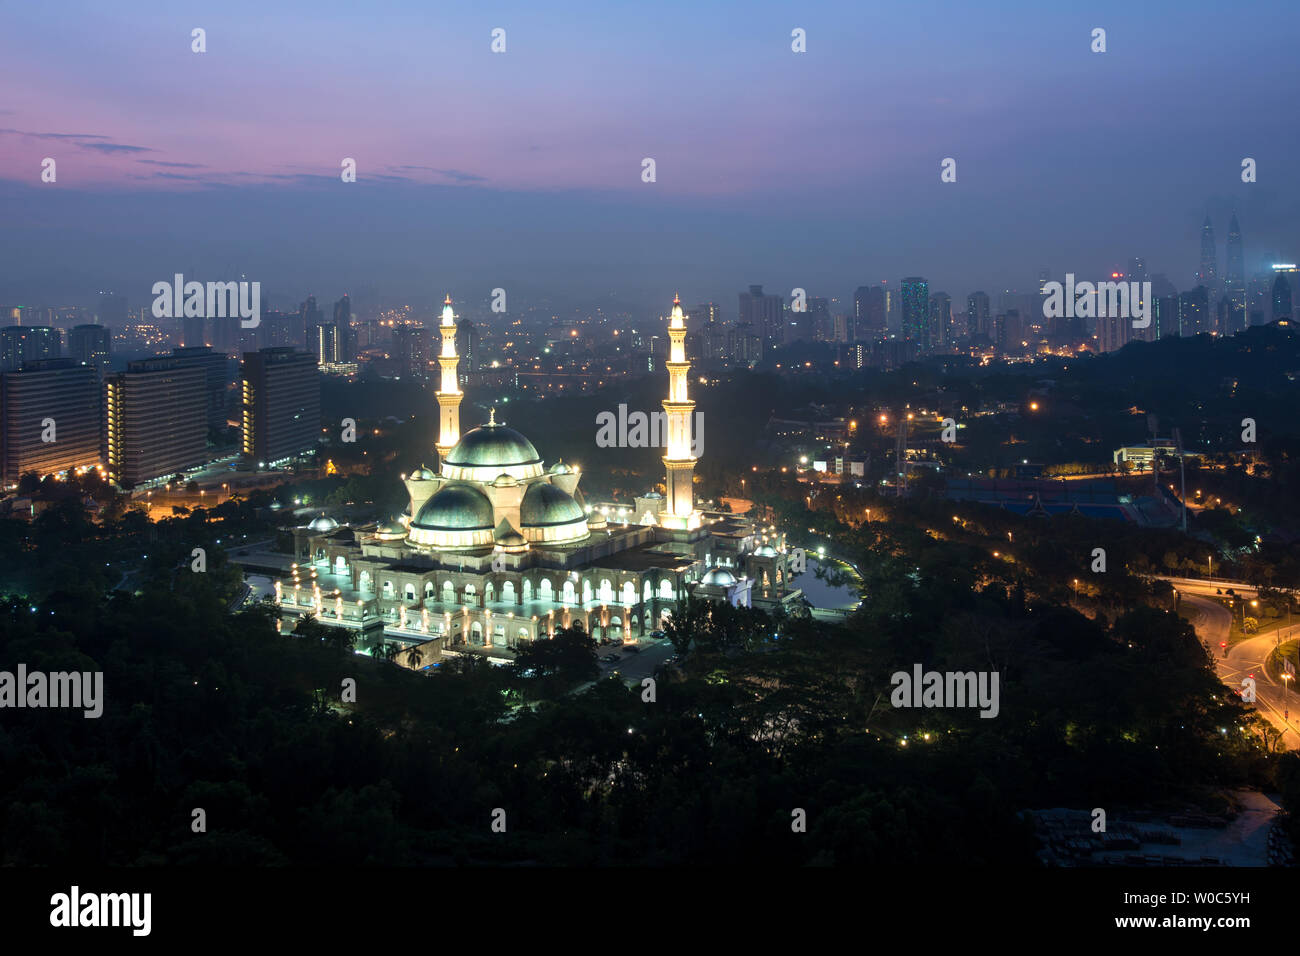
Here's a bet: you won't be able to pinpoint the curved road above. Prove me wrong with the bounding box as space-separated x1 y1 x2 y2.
1183 592 1300 748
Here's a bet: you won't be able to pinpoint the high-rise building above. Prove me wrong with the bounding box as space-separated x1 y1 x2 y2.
180 314 208 348
1096 311 1129 353
240 348 320 467
1273 274 1293 321
97 293 128 327
966 291 990 340
928 293 952 348
1198 216 1218 286
689 303 720 326
1128 258 1148 283
169 346 231 429
1179 286 1210 336
1154 294 1180 339
299 296 323 349
1 359 101 486
104 358 208 488
738 285 784 345
1 326 61 371
67 324 112 369
456 318 478 373
900 277 929 346
1223 214 1246 324
391 325 431 380
333 295 353 362
854 285 886 338
312 323 342 365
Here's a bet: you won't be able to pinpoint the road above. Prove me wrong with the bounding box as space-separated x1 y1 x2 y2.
1182 592 1300 749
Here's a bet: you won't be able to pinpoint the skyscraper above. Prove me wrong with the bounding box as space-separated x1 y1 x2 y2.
738 285 784 346
455 317 478 372
104 358 208 488
1224 214 1246 324
299 295 323 349
1197 217 1218 286
169 346 232 429
333 295 353 361
854 285 886 338
1 326 61 371
966 291 990 340
67 324 112 370
1 359 101 486
240 348 320 467
1273 274 1293 321
901 277 929 346
928 293 952 348
1179 286 1210 336
97 293 128 327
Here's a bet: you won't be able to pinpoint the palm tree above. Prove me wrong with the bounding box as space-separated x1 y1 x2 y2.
405 646 424 669
385 643 402 663
370 641 388 660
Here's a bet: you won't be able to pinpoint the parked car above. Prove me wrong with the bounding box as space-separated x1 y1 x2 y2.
623 644 641 654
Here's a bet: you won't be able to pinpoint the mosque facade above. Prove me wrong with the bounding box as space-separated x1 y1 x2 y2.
275 295 801 658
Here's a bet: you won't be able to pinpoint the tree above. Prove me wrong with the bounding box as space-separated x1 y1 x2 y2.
511 624 597 686
405 646 424 669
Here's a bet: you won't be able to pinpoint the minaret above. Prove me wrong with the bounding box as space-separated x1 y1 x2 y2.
434 294 462 463
660 294 701 530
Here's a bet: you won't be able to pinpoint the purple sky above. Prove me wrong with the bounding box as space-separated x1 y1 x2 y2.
3 0 1298 312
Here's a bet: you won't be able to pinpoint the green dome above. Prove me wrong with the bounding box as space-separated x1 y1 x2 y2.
520 481 585 528
410 464 436 480
412 483 494 531
444 423 541 470
753 544 778 557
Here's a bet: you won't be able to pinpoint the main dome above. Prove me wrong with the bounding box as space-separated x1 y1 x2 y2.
442 422 544 482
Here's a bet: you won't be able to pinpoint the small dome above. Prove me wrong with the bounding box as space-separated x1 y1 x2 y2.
701 567 738 587
642 491 663 500
269 501 283 511
307 513 339 533
375 517 405 537
410 464 436 480
492 473 519 487
412 483 494 531
520 481 585 528
587 511 608 529
549 460 573 475
753 544 778 557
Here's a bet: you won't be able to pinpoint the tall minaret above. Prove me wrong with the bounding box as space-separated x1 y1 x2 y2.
661 294 701 530
434 294 462 463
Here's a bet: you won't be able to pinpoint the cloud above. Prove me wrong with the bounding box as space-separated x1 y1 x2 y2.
0 128 153 153
390 165 487 183
138 159 207 169
79 141 154 154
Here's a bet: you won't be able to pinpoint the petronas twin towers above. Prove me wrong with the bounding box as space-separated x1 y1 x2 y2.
1198 213 1244 293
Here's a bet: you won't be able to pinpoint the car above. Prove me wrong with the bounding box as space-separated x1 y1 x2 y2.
623 644 641 654
650 630 666 639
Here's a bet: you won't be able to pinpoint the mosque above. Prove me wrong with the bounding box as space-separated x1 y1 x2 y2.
275 295 802 658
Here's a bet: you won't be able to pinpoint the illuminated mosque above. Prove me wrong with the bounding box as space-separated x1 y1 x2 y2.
276 295 802 657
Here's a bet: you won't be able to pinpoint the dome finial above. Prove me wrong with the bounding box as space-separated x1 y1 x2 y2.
488 406 497 426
